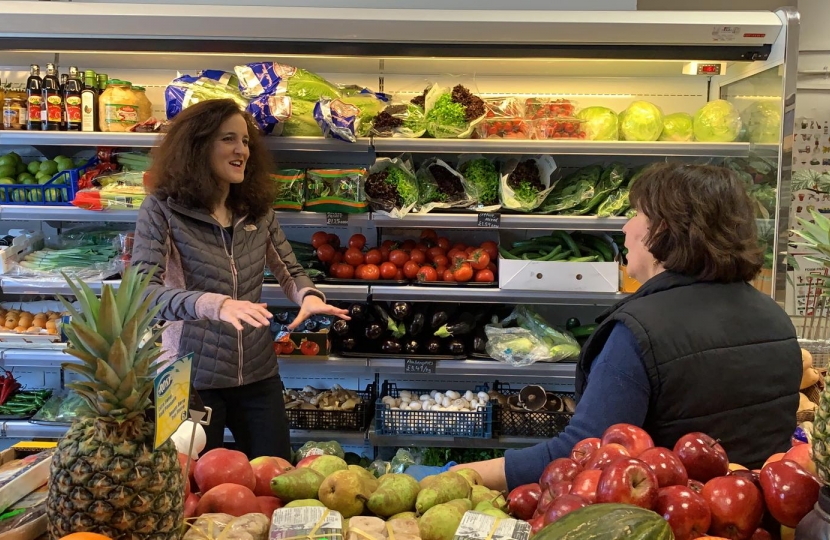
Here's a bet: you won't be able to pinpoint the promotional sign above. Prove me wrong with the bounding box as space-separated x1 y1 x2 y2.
153 353 193 450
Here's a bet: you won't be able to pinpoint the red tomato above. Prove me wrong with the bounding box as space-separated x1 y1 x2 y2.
436 237 451 250
432 255 449 268
420 229 438 240
389 250 410 268
450 253 467 269
326 234 340 249
280 340 295 354
453 243 468 252
344 247 364 266
446 248 465 262
403 260 421 279
395 269 404 281
331 251 343 266
465 246 476 256
380 246 391 261
487 262 498 274
337 264 355 279
355 264 366 279
475 269 495 282
365 249 383 265
443 269 456 282
469 249 490 270
362 264 380 281
382 239 397 250
453 262 474 282
300 340 320 356
415 242 429 252
427 247 446 262
348 234 366 250
316 244 335 263
311 231 329 249
480 241 498 260
417 266 438 282
401 239 417 251
379 262 398 280
435 266 448 278
409 249 426 265
421 238 436 249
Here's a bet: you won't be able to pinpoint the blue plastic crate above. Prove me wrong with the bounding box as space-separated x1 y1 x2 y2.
0 157 97 206
375 382 494 439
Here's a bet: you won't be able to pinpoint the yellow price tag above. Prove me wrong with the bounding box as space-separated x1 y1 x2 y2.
153 353 193 450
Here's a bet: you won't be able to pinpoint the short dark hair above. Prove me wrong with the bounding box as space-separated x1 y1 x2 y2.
147 99 276 220
629 162 763 283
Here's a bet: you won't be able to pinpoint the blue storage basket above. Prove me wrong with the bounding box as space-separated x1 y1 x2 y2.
0 157 97 206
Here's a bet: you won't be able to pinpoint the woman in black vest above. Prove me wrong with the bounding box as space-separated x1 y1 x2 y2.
430 163 802 491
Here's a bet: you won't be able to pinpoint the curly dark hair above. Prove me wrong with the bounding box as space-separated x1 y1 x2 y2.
147 99 276 220
629 162 764 283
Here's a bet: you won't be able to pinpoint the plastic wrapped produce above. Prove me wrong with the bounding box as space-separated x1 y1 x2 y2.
363 102 427 138
619 101 664 141
415 158 475 212
576 106 619 141
659 112 694 142
500 155 557 212
743 101 781 143
539 165 601 214
693 99 742 142
271 169 305 211
364 157 419 218
164 74 248 120
304 169 367 213
183 513 269 540
458 155 500 210
424 84 487 139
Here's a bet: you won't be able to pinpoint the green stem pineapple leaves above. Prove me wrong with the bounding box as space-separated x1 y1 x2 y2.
793 209 830 272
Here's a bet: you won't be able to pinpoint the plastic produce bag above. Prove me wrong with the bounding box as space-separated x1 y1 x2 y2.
183 513 269 540
743 101 781 144
569 163 628 215
363 101 427 138
234 62 341 101
693 99 742 142
500 155 557 212
619 101 664 142
246 93 292 135
576 106 620 141
164 74 249 120
364 156 419 218
71 170 147 211
457 155 500 211
485 306 580 366
271 169 305 211
313 98 362 143
31 389 88 425
295 440 346 460
539 165 601 214
304 169 367 213
596 188 630 217
415 158 475 212
424 84 486 139
659 112 694 142
368 449 416 478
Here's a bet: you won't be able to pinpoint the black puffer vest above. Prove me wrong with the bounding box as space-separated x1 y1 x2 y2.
575 272 801 469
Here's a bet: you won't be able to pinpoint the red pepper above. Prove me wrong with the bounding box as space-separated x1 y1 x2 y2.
0 370 21 406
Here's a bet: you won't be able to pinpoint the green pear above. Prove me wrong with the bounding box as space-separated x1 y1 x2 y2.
271 468 325 502
389 511 418 521
349 465 380 493
474 502 510 519
470 486 507 510
418 503 464 540
318 469 372 518
456 468 484 487
367 473 420 517
415 472 472 515
285 499 326 508
308 455 349 478
444 499 472 514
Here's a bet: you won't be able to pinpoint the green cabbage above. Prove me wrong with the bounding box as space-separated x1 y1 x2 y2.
659 112 694 142
693 100 742 142
743 101 781 144
619 101 664 141
576 107 619 141
285 69 342 102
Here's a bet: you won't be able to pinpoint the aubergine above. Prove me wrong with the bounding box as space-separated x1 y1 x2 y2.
426 338 442 355
381 339 403 354
275 311 291 324
430 304 459 329
472 330 487 353
408 304 427 337
332 319 351 336
365 322 383 340
373 303 406 338
447 339 465 355
340 336 357 351
391 302 412 321
404 339 420 354
349 303 367 321
434 312 476 338
304 319 318 331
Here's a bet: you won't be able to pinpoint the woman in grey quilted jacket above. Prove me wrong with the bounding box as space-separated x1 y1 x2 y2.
132 99 349 460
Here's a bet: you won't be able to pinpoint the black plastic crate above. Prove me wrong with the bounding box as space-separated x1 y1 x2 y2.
493 382 574 439
284 383 375 431
375 381 493 439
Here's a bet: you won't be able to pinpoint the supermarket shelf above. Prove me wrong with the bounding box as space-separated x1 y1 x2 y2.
369 433 539 449
0 278 108 296
1 348 79 368
371 213 627 231
370 286 626 305
263 284 369 304
372 139 753 157
368 358 577 378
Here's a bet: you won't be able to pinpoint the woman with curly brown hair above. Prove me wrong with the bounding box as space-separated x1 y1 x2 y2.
408 162 802 491
132 98 348 459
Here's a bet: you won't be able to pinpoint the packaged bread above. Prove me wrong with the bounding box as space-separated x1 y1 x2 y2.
184 513 270 540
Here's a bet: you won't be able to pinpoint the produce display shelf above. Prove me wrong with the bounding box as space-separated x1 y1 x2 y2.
368 433 545 450
370 286 628 305
370 214 628 231
367 358 577 378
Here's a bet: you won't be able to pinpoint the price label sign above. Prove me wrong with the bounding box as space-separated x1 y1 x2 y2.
477 212 501 228
405 358 437 374
153 353 193 449
326 212 348 226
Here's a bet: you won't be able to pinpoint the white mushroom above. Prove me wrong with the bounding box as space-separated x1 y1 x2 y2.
434 393 444 403
442 396 452 408
478 392 490 402
446 390 460 400
420 394 431 401
452 398 468 408
408 401 422 411
464 391 475 401
430 390 440 398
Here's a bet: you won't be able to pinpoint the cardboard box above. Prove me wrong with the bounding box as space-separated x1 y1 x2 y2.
0 484 47 540
0 448 52 515
270 507 343 540
0 233 44 275
453 511 530 540
499 258 619 293
274 330 330 358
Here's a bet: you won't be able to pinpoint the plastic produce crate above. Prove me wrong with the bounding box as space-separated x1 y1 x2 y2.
493 382 574 438
284 383 375 431
0 158 97 207
375 382 493 439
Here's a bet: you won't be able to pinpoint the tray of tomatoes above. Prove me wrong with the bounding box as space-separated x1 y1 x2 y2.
523 98 577 120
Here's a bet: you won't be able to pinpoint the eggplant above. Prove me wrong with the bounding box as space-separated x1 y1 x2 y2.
340 336 357 351
332 319 351 337
373 303 405 338
434 312 476 338
472 330 487 353
404 339 420 355
426 338 442 355
408 304 427 337
365 322 383 340
381 339 403 354
447 339 465 355
275 311 291 324
349 303 367 321
430 304 458 329
304 319 318 331
391 302 412 321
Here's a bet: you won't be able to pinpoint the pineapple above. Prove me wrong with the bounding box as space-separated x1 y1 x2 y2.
47 266 184 540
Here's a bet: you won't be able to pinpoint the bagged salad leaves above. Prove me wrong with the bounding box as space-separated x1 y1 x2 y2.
415 158 475 213
576 106 620 141
164 73 249 120
619 101 664 142
484 305 580 366
363 102 427 138
234 62 341 101
693 99 742 143
282 99 321 137
539 165 601 214
596 188 630 217
364 156 419 218
458 155 500 210
271 169 305 211
246 93 292 135
314 93 388 142
659 112 694 142
304 169 367 213
570 162 628 215
424 84 487 139
500 155 557 212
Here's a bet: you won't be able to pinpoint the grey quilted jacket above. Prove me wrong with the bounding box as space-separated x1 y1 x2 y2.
132 195 324 390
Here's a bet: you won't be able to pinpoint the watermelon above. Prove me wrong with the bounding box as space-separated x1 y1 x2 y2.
534 503 673 540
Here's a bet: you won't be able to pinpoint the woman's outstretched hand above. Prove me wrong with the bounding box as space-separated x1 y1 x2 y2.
219 299 272 331
288 295 350 330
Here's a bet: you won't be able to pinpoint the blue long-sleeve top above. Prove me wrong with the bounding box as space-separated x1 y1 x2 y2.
504 322 651 490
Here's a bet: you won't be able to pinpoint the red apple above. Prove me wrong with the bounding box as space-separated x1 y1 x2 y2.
584 443 630 471
193 448 256 493
507 483 542 521
654 485 711 540
570 438 601 466
728 469 762 493
687 479 704 494
763 453 785 468
535 490 554 517
571 469 603 504
539 458 582 492
673 432 729 483
542 494 589 525
759 459 821 528
750 529 773 540
196 483 259 517
596 458 659 509
701 475 764 539
250 456 294 497
638 447 689 488
783 444 818 477
184 493 200 518
528 515 546 536
551 481 573 500
256 495 284 517
295 455 322 468
601 423 655 457
177 453 195 498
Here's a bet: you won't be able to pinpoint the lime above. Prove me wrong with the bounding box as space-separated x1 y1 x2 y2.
37 175 51 185
5 152 21 165
16 173 34 184
10 189 26 203
0 165 15 179
0 155 15 168
44 188 61 203
0 178 15 185
27 190 42 203
15 163 26 175
74 158 87 168
39 160 58 176
27 161 41 175
55 156 74 172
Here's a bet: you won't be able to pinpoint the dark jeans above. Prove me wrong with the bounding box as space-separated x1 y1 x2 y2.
198 374 291 460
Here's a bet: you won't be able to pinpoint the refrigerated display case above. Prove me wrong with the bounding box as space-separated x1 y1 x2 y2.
0 3 799 449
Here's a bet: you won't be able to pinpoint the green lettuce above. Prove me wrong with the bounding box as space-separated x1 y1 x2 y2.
659 112 694 142
693 100 742 142
576 106 619 141
619 101 664 141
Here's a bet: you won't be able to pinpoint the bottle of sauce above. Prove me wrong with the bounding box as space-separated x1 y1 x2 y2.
64 67 83 132
59 74 68 130
81 70 98 132
25 64 42 131
42 63 62 131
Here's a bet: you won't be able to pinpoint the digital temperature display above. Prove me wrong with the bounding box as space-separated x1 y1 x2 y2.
697 64 722 75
